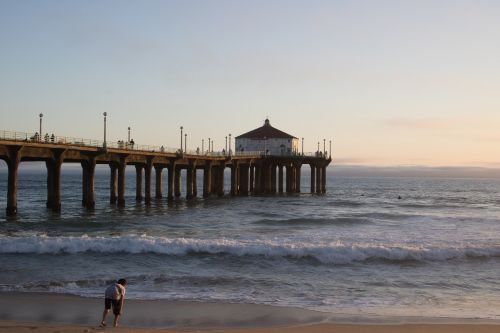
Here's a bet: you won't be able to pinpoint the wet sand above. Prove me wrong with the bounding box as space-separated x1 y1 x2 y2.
0 292 499 333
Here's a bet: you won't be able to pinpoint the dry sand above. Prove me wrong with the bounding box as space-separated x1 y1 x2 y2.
2 321 500 333
0 292 498 333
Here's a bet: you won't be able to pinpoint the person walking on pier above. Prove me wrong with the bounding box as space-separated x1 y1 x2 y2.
100 278 127 327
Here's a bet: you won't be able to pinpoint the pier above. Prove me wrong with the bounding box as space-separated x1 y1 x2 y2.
0 131 331 216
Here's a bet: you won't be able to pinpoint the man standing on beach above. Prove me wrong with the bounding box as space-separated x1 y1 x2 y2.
101 278 127 327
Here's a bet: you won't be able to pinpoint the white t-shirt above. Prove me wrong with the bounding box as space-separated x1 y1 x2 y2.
104 283 126 300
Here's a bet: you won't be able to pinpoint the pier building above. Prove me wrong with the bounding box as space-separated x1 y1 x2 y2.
235 119 299 156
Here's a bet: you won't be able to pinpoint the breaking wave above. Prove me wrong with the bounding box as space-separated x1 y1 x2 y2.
1 235 500 264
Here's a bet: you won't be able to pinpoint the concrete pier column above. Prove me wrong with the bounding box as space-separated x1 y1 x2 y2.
261 163 268 193
230 162 238 196
285 165 292 193
254 165 261 194
167 163 175 201
249 165 255 193
174 166 182 197
203 162 212 197
135 165 144 202
270 164 277 193
278 165 284 193
117 156 127 206
316 165 322 194
144 158 153 204
49 149 65 212
109 163 118 204
294 164 301 193
186 162 194 199
83 157 96 209
310 164 316 193
211 165 218 194
217 161 225 196
46 160 54 208
239 164 249 196
81 161 88 206
193 168 198 197
155 166 163 199
5 146 21 216
321 166 327 193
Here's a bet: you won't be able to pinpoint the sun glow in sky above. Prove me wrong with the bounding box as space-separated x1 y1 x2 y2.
1 0 499 167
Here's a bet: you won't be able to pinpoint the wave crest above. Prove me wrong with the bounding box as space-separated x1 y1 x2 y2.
1 235 500 264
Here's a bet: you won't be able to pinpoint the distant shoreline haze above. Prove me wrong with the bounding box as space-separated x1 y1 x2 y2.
1 161 499 179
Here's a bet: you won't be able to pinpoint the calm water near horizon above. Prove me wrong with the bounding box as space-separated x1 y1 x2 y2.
1 166 500 320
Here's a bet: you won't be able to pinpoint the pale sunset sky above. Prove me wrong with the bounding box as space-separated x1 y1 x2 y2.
0 0 499 167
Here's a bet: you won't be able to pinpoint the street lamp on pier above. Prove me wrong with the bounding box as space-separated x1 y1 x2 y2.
180 126 183 153
229 134 232 155
128 127 131 143
184 133 187 153
225 136 227 153
39 113 43 141
208 138 211 154
103 112 107 148
329 140 332 159
323 139 326 155
301 137 304 155
211 140 214 153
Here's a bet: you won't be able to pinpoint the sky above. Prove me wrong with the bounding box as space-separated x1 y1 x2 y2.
0 0 499 167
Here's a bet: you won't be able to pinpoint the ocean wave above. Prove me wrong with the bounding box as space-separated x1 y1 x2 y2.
1 235 500 264
253 217 370 226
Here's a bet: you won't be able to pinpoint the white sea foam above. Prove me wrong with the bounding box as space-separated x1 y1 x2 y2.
1 234 500 264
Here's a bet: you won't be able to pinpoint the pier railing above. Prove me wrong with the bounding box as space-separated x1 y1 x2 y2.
0 130 328 159
0 130 179 154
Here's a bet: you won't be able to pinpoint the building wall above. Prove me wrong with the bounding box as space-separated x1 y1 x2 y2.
235 138 299 155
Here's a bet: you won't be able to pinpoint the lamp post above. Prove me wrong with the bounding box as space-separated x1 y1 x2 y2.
103 112 107 148
39 113 43 141
301 137 304 155
128 126 131 143
229 134 231 155
208 138 211 154
184 133 187 153
225 136 227 153
180 126 183 153
329 140 332 158
323 139 326 155
202 139 204 154
317 141 319 153
211 140 214 153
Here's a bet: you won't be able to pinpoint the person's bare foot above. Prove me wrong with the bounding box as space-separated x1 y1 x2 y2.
100 322 106 327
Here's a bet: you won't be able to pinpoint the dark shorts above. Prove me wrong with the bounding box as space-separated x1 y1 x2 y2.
104 298 122 315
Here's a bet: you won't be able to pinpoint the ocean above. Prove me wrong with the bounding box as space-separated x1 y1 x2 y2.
1 166 500 320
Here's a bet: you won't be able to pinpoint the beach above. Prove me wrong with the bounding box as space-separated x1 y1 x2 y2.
1 293 499 333
1 172 500 332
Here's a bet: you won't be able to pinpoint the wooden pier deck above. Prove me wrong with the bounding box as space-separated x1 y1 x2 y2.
0 131 331 216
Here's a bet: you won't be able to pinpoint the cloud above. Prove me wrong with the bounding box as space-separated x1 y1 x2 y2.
332 157 371 165
331 165 500 178
384 117 451 130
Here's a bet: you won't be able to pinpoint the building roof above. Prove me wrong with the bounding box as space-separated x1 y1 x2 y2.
235 119 297 139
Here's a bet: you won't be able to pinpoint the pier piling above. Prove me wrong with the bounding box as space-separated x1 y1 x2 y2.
0 137 330 214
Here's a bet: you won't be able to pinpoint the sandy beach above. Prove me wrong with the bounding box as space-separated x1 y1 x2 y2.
0 293 499 333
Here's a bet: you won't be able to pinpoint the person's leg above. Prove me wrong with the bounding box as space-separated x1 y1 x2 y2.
101 308 109 326
101 299 112 326
112 299 122 327
113 313 121 327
